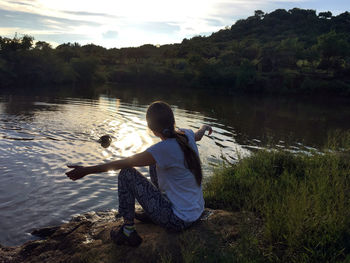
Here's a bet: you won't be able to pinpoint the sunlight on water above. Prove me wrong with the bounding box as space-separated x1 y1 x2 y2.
0 94 247 246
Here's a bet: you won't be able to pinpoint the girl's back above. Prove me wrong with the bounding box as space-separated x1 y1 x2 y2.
147 129 204 222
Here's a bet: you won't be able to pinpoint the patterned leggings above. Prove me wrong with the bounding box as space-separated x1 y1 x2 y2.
118 166 192 231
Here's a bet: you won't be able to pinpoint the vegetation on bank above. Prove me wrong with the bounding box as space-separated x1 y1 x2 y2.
203 138 350 262
1 8 350 96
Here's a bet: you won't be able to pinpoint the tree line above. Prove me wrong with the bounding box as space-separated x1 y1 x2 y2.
1 8 350 96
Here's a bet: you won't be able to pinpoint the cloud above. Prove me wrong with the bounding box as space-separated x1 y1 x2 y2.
0 0 41 13
61 10 118 18
135 22 181 34
212 1 261 21
102 30 118 39
34 33 91 44
0 7 102 47
7 1 34 7
0 8 100 31
204 18 224 27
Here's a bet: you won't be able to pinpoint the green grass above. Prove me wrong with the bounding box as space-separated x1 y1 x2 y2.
204 148 350 262
167 226 260 263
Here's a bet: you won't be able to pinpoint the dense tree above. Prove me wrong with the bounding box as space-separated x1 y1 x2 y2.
20 35 34 50
70 57 99 85
317 31 349 59
254 10 265 19
319 11 332 19
35 41 52 50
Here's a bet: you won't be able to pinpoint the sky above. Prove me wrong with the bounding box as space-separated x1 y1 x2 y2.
0 0 348 49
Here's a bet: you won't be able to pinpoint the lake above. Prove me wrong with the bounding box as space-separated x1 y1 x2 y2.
1 86 350 246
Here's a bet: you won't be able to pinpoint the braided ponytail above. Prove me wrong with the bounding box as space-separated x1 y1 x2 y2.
174 130 202 185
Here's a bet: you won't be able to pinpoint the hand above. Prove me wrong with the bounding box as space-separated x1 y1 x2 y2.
195 125 213 141
66 165 89 181
204 125 213 136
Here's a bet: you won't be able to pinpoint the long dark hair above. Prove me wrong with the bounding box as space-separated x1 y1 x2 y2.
146 101 202 186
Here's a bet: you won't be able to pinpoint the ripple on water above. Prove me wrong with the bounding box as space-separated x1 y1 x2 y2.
0 95 248 246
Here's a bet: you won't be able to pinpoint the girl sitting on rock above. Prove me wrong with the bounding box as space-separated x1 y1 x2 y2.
66 101 212 246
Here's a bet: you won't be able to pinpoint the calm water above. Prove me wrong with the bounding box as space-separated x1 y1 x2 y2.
1 87 350 246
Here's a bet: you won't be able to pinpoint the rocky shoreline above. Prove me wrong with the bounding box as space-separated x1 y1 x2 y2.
0 208 257 263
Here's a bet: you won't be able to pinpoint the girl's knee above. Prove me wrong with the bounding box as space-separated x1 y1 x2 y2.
118 168 139 183
119 167 136 176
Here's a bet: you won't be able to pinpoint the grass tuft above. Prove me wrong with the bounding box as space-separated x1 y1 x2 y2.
204 146 350 262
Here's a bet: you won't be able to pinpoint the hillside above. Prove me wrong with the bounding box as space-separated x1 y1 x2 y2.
1 8 350 96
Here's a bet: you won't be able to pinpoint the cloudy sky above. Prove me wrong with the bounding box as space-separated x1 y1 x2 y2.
0 0 348 48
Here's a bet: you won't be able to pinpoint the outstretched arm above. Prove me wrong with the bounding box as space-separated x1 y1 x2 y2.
66 151 156 181
194 124 212 141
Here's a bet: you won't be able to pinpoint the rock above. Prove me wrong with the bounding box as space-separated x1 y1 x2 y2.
98 135 112 148
0 209 258 263
31 226 60 239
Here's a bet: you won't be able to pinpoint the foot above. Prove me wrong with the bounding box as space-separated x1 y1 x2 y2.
110 224 143 247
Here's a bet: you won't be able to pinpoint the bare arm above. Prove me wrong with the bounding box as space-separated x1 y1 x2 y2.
194 124 212 141
66 151 156 181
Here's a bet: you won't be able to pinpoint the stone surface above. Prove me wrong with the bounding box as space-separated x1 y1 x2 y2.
0 208 254 263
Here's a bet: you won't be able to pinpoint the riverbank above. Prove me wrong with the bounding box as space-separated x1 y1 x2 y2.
1 146 350 262
0 208 261 263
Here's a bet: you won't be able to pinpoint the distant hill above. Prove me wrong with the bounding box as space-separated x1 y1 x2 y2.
1 8 350 96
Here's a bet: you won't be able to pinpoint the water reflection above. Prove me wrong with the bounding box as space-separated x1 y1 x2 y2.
2 95 61 117
103 85 350 149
